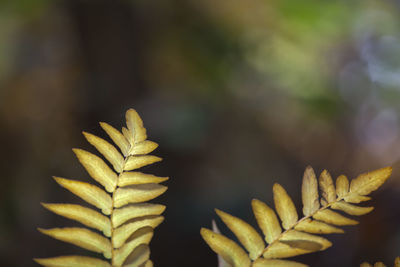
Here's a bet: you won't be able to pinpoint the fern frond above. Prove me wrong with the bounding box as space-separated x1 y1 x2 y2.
37 108 167 266
201 166 392 267
360 256 400 267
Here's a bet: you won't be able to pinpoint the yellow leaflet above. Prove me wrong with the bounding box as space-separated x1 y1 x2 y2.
395 257 400 267
263 241 311 259
313 209 358 226
113 216 164 248
251 199 282 244
112 203 166 228
331 201 374 216
99 122 130 157
41 203 112 237
295 218 343 234
281 230 331 250
360 263 373 267
319 170 336 203
144 260 153 267
83 132 124 173
336 175 349 199
129 140 158 156
118 172 168 187
215 209 265 260
252 258 308 267
344 194 371 203
122 127 133 145
113 184 168 208
350 167 392 196
34 255 111 267
113 227 154 267
124 155 162 171
200 228 251 267
122 244 150 267
211 221 231 267
302 166 320 216
126 109 147 144
73 149 118 192
273 183 298 230
54 177 112 215
38 227 112 259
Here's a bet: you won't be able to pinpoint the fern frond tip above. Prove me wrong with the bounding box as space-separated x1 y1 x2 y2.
349 166 392 196
202 166 393 265
38 108 167 266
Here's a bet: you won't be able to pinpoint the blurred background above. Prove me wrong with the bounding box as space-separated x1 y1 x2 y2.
1 0 400 266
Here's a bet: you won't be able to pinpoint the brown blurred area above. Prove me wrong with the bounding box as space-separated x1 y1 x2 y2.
0 1 400 266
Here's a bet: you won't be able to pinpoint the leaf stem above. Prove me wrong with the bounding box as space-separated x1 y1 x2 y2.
110 145 132 266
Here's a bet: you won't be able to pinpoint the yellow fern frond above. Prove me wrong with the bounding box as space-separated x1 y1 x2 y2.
36 109 167 266
201 166 392 267
360 256 400 267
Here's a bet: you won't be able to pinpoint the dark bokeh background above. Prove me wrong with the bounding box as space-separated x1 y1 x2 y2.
1 1 400 266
